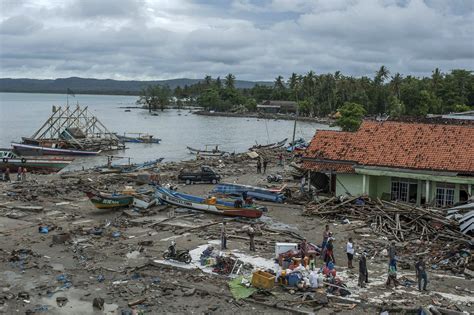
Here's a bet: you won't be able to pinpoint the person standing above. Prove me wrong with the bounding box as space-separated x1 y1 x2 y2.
300 176 306 193
415 256 428 291
263 159 268 174
346 237 355 269
247 224 256 252
17 167 22 181
21 167 27 181
388 241 397 270
256 159 261 174
324 238 335 265
322 225 330 249
386 259 399 288
278 153 283 166
5 168 11 182
220 221 227 250
299 238 309 259
358 252 368 288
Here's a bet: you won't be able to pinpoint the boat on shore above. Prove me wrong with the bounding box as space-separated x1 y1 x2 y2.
155 186 264 218
0 149 73 173
187 144 226 157
212 183 287 203
12 142 101 156
86 191 134 209
249 138 287 151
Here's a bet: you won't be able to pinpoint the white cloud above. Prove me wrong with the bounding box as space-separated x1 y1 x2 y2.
0 0 472 80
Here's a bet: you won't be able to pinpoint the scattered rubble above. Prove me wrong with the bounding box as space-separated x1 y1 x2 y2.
0 148 472 314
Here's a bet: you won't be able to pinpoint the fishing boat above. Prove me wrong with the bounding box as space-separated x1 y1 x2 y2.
12 142 100 156
212 183 286 203
249 138 287 151
187 144 226 157
0 149 73 173
155 186 264 218
86 191 134 209
116 133 161 144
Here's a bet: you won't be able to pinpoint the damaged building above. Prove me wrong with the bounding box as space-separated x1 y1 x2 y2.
303 120 474 207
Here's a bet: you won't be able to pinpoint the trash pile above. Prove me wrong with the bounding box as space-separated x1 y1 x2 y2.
304 196 473 274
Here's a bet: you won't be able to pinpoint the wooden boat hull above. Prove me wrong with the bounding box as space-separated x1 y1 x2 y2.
86 191 134 209
250 138 287 151
0 157 73 173
212 183 286 203
187 146 224 156
12 143 100 156
155 187 263 218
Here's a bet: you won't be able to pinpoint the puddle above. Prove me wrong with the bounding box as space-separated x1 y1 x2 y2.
39 288 118 315
258 215 297 231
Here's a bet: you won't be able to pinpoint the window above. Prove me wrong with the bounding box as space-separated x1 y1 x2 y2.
435 183 455 207
391 177 417 203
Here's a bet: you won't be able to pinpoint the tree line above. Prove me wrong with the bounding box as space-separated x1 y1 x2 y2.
138 67 474 117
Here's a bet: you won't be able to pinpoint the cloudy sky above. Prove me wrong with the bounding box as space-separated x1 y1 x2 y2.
0 0 473 81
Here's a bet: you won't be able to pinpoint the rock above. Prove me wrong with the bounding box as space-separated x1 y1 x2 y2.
93 297 104 310
52 232 71 244
183 288 196 296
56 296 68 307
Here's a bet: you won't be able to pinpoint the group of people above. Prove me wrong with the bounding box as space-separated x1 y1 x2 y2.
256 158 268 174
338 229 428 291
1 167 27 182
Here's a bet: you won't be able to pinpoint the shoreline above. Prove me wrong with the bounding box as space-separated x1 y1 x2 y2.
194 110 334 124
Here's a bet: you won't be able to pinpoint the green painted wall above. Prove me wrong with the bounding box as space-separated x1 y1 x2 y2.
335 174 364 196
335 172 470 206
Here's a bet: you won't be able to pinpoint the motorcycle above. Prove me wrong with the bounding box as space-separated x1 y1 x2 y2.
163 241 192 264
267 174 282 183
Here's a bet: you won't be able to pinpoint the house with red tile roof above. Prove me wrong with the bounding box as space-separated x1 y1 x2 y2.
303 120 474 207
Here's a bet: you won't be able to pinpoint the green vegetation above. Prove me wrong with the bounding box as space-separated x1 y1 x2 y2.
161 67 474 117
336 103 366 131
136 85 171 112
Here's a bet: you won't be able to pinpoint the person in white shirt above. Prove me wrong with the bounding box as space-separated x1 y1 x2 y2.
346 237 355 269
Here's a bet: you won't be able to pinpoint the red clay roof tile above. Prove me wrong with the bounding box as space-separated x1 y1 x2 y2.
303 120 474 174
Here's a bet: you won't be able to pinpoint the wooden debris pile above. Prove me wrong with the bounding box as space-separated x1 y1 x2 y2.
304 196 473 270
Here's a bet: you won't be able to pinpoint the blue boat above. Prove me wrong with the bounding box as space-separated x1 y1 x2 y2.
155 187 265 218
116 133 161 144
212 183 286 203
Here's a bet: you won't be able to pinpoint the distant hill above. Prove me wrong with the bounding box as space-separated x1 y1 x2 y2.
0 77 273 95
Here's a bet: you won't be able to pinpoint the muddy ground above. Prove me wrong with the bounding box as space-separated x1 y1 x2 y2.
0 152 472 314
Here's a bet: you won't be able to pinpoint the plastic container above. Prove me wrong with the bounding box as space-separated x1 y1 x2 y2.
287 272 302 287
251 270 275 289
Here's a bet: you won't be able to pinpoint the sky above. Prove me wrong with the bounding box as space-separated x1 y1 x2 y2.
0 0 473 81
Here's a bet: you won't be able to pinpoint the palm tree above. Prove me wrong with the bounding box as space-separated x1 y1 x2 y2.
390 73 403 99
375 65 390 85
204 75 212 86
274 75 285 90
225 73 236 90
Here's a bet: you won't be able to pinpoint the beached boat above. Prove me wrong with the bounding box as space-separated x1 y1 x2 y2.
155 187 264 218
187 144 226 157
86 191 134 209
0 149 73 173
249 138 287 151
12 142 100 156
212 183 286 203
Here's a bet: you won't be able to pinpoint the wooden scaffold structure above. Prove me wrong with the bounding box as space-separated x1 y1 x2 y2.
24 105 125 151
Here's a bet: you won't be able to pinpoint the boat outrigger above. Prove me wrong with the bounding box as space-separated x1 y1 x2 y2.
155 186 264 218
